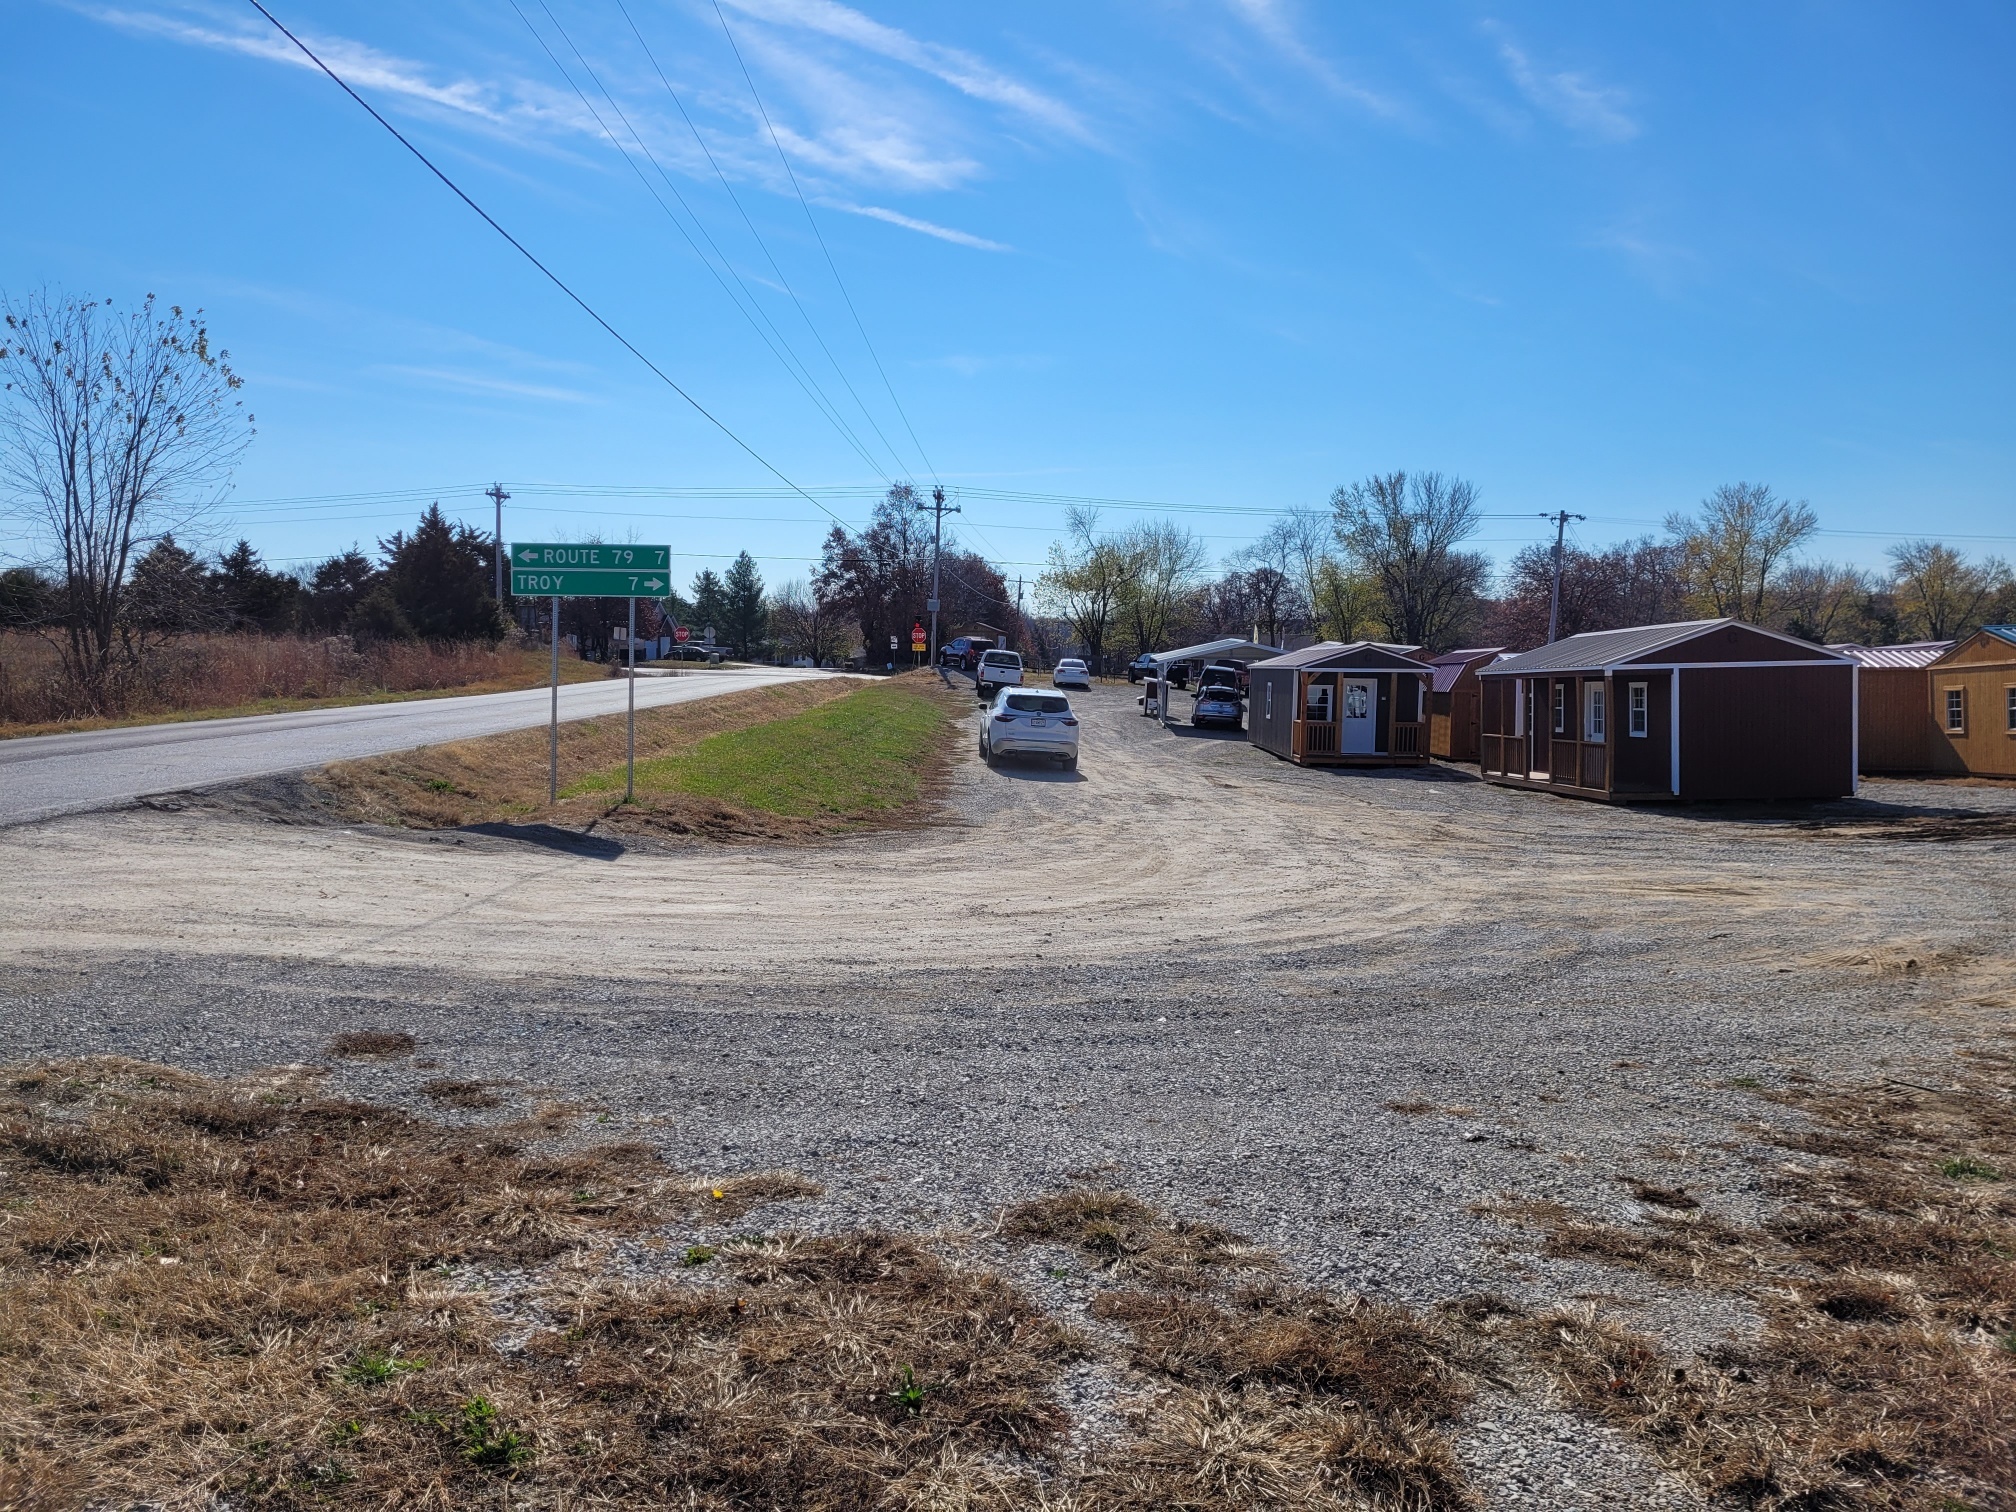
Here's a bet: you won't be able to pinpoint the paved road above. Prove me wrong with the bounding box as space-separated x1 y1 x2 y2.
0 668 843 827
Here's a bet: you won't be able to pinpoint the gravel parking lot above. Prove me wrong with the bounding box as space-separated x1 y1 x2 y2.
4 678 2012 1506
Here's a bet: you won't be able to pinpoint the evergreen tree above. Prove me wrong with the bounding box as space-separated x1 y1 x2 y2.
721 551 769 658
212 539 302 632
689 569 728 645
305 548 378 634
0 566 55 628
122 535 219 640
376 504 502 642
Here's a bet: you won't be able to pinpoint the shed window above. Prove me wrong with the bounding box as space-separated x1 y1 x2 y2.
1584 683 1606 741
1945 688 1966 733
2006 685 2015 733
1627 681 1649 737
1265 683 1273 720
1552 681 1567 734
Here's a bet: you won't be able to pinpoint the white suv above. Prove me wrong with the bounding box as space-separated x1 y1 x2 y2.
975 648 1024 700
982 688 1079 770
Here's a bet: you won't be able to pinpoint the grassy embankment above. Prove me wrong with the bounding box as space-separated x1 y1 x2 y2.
0 631 605 739
311 672 960 842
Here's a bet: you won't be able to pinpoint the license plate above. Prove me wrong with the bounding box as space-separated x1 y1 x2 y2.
1031 717 1048 726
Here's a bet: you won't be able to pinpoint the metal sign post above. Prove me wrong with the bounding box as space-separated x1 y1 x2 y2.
513 542 671 807
548 594 560 803
626 595 637 803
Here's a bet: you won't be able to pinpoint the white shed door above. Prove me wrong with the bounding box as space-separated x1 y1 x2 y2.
1341 678 1376 753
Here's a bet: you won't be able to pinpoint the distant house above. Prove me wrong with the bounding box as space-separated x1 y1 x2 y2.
1424 648 1505 763
1926 627 2016 778
1248 642 1433 766
1477 619 1857 802
1828 641 1951 774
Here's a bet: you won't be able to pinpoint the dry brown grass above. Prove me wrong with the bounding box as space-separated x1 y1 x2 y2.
1471 1055 2016 1510
0 630 597 734
306 676 911 842
1000 1188 1278 1290
0 1071 1491 1510
325 1029 415 1059
1003 1190 1480 1510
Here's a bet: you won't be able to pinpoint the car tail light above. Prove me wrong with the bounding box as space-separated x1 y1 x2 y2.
993 711 1015 721
1061 717 1078 725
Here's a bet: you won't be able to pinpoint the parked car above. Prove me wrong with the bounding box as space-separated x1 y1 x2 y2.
1198 661 1248 694
975 648 1025 699
1192 685 1244 729
941 635 995 669
981 688 1079 770
1127 653 1158 683
1052 658 1092 689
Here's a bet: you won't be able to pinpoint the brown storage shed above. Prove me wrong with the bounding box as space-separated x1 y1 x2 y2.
1828 641 1950 774
1425 647 1505 762
1477 619 1856 802
1248 642 1433 766
1926 626 2016 778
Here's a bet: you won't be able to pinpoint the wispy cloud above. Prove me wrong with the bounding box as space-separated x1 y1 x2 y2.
721 0 1095 144
1588 219 1699 294
377 366 595 404
1483 21 1638 141
1220 0 1404 119
828 203 1010 252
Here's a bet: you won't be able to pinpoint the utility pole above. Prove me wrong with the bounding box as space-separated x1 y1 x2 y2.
486 483 511 603
915 485 959 664
1540 509 1585 644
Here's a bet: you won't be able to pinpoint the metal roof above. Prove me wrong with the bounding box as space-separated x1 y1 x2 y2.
1986 625 2016 647
1426 646 1507 693
1148 637 1282 666
1251 640 1433 671
1481 618 1851 676
1827 640 1952 670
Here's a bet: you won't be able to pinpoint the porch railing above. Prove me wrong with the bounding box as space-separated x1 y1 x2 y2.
1392 721 1423 756
1303 721 1339 755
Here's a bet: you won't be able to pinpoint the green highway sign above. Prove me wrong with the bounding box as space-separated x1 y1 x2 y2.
510 542 674 598
511 566 672 597
512 542 670 570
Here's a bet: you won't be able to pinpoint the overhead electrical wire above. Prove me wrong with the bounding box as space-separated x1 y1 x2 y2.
505 0 893 483
711 0 940 488
241 0 862 542
610 0 919 484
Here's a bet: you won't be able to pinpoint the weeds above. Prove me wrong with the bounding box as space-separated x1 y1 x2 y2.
1475 1061 2016 1510
1000 1187 1276 1288
420 1077 505 1110
342 1349 427 1386
888 1364 930 1416
326 1029 415 1058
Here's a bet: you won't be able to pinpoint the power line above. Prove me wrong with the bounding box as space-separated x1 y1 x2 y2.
505 0 893 483
242 0 861 542
612 0 918 483
711 0 940 487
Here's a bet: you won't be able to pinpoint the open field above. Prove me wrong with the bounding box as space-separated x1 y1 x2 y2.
0 631 607 739
2 681 2013 1507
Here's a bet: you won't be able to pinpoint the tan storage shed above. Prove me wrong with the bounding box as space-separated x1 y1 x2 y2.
1927 627 2016 778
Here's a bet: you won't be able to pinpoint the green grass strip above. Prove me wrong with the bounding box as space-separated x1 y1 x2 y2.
565 680 946 817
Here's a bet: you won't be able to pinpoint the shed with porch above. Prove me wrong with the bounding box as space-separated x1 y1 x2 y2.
1828 640 1950 775
1477 619 1857 801
1926 626 2016 778
1248 642 1433 765
1425 647 1506 763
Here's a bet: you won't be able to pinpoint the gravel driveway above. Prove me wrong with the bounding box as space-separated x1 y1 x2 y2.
4 677 2012 1507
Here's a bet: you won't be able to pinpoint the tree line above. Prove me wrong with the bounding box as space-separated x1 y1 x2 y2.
1038 474 2015 665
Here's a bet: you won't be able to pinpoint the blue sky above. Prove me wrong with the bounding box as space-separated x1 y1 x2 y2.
7 0 2013 590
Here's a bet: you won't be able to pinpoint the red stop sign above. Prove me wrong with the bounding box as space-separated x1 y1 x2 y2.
674 625 690 643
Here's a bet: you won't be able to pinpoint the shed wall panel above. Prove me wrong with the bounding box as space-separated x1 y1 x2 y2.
1610 671 1672 793
1248 667 1296 759
1929 662 2016 777
1677 666 1854 799
1856 666 1933 773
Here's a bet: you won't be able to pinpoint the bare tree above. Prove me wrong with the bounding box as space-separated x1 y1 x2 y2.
1888 540 2013 641
1664 482 1816 624
1331 470 1487 650
769 574 851 665
1119 518 1209 654
1 292 251 708
1776 561 1874 643
1037 507 1132 673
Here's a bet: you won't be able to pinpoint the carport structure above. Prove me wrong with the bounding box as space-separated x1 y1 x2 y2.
1143 637 1281 726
